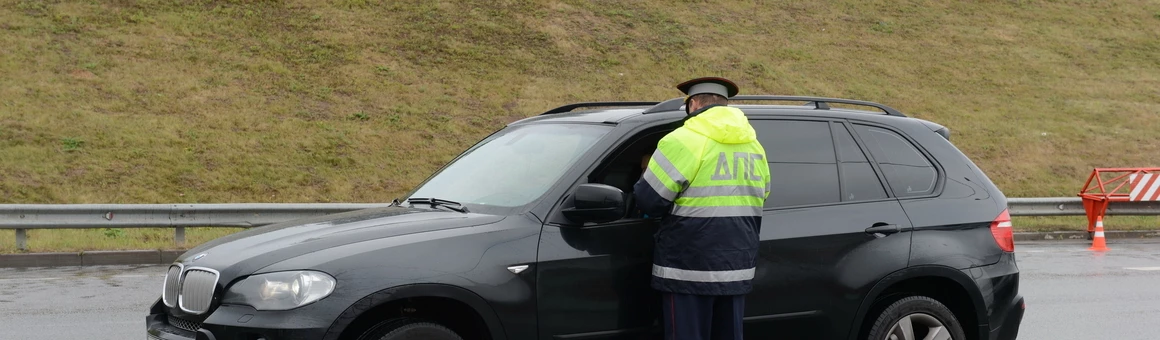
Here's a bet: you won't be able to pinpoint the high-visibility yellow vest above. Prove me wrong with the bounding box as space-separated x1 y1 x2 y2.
634 104 771 295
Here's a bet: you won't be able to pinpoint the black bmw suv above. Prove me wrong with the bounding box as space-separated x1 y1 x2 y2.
147 96 1024 340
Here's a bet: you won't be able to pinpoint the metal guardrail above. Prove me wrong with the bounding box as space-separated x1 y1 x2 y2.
0 203 392 250
2 198 1158 250
1006 198 1160 216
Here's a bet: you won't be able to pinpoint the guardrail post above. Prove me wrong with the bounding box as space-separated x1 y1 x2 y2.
175 227 186 247
16 228 27 251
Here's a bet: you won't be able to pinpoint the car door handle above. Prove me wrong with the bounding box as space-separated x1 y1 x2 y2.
865 223 901 235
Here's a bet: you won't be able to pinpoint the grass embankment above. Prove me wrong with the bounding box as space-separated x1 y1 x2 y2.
1015 216 1160 233
1 1 1158 253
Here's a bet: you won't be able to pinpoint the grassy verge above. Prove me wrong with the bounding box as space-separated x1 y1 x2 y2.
3 1 1160 205
1 1 1159 252
1013 216 1160 232
0 227 243 254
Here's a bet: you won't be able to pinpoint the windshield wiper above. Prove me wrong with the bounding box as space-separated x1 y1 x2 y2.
404 197 469 213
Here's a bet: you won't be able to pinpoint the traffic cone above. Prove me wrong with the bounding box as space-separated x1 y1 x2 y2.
1089 216 1109 252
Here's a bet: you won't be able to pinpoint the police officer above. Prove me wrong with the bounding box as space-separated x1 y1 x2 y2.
632 77 771 340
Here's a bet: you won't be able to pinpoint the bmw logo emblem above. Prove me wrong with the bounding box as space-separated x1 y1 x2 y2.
191 253 207 262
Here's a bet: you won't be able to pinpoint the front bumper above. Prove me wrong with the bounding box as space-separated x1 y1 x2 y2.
147 299 333 340
146 313 203 340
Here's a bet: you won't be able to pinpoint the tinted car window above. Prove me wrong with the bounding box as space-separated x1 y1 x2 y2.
757 120 837 164
832 123 888 201
751 120 839 207
834 123 867 163
853 124 937 197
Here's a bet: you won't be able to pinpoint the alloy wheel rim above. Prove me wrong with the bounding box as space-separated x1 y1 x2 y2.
884 313 951 340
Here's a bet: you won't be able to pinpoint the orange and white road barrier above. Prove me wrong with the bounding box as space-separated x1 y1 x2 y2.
1128 173 1160 201
1078 168 1160 238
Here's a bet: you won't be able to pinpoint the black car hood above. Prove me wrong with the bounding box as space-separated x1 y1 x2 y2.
173 206 504 281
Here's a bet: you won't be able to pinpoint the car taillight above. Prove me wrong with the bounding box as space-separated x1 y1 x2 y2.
990 209 1014 252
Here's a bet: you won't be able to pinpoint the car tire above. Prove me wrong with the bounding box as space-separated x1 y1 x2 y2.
357 317 464 340
867 296 966 340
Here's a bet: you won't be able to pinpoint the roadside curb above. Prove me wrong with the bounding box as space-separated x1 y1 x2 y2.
0 249 188 268
2 230 1159 268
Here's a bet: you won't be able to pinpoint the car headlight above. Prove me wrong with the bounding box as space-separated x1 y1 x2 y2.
222 271 336 311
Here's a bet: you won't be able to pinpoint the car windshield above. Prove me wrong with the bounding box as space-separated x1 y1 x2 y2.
407 123 611 210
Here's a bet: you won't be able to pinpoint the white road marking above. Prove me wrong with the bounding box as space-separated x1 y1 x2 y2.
0 278 60 282
111 274 154 278
1124 267 1160 271
0 274 160 282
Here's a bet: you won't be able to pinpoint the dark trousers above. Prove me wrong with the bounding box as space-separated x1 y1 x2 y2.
661 293 744 340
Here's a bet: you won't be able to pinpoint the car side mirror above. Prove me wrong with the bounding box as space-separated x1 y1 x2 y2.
562 183 627 224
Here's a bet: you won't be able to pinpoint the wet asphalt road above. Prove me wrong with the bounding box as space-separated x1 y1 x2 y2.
0 264 165 340
0 240 1158 340
1014 239 1160 340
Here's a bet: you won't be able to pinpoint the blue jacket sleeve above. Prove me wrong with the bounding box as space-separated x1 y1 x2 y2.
632 139 697 218
633 176 671 218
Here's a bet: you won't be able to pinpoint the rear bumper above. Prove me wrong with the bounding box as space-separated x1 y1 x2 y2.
989 295 1024 340
971 252 1023 340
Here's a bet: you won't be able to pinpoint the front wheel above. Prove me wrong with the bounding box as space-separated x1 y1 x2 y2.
867 296 966 340
357 318 464 340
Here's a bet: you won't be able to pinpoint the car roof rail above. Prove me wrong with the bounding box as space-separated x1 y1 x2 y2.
642 95 906 117
641 98 687 114
737 95 906 117
540 101 660 115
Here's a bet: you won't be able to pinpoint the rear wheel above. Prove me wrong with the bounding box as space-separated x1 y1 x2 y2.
357 317 464 340
867 296 966 340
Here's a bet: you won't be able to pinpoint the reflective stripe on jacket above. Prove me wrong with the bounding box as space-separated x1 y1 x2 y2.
633 104 771 296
